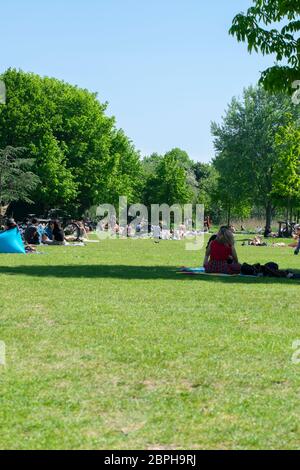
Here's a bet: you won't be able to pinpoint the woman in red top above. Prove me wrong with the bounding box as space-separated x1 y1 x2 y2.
203 226 241 274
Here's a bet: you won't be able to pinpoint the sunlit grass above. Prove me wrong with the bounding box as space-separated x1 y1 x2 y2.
0 236 299 449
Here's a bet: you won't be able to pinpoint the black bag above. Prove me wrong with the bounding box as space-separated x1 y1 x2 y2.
241 263 261 276
262 262 290 278
241 261 296 279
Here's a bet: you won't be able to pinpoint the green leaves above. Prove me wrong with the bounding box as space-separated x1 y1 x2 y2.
230 1 300 92
211 86 298 225
272 122 300 206
0 146 40 207
0 69 141 214
30 134 77 209
142 149 194 207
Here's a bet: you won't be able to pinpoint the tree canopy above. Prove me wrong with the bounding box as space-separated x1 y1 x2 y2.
0 69 141 215
211 86 299 226
142 149 194 207
1 69 298 227
0 146 40 211
272 121 300 216
230 0 300 92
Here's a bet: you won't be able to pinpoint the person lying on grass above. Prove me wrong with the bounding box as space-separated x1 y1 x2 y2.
204 226 241 275
241 236 267 247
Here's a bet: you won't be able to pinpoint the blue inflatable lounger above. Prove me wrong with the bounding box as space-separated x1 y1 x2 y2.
0 228 26 254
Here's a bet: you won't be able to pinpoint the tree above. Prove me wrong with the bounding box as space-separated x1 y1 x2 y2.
230 1 300 92
164 148 193 170
192 162 219 217
156 153 193 206
0 146 40 213
142 149 195 207
272 122 300 219
141 153 163 177
0 68 141 214
29 133 77 209
143 151 193 207
211 150 252 225
211 86 297 228
163 149 198 202
104 129 142 206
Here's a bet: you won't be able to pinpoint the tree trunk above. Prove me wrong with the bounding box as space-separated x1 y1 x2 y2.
0 203 9 217
227 204 231 227
264 201 273 237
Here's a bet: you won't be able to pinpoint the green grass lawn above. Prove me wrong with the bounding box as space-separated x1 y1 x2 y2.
0 236 300 450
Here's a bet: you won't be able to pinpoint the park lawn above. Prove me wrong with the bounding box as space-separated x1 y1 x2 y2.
0 236 300 450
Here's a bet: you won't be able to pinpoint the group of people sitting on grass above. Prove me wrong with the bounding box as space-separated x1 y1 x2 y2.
21 218 65 245
203 225 300 277
2 217 67 248
241 236 288 248
2 217 89 247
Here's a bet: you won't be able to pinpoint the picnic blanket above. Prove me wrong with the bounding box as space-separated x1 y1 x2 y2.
0 228 25 254
178 267 254 277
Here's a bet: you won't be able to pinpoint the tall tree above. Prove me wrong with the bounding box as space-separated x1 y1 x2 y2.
143 151 193 206
0 69 141 214
156 152 193 206
141 153 163 177
164 149 198 202
272 121 300 219
211 86 297 228
29 133 77 210
193 162 219 215
105 129 142 205
164 148 193 170
230 1 300 92
0 146 40 214
211 150 252 225
142 149 195 207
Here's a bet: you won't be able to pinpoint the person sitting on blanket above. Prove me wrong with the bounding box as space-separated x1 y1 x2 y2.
43 220 66 245
78 221 88 240
203 226 241 275
206 226 222 248
24 218 41 245
43 221 54 241
206 225 234 248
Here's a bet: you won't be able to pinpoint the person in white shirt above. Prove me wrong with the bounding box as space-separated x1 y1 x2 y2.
152 224 161 243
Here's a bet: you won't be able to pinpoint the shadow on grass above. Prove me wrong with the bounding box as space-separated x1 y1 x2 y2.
0 264 299 284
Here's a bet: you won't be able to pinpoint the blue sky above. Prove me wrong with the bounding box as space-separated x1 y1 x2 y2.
0 0 275 162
